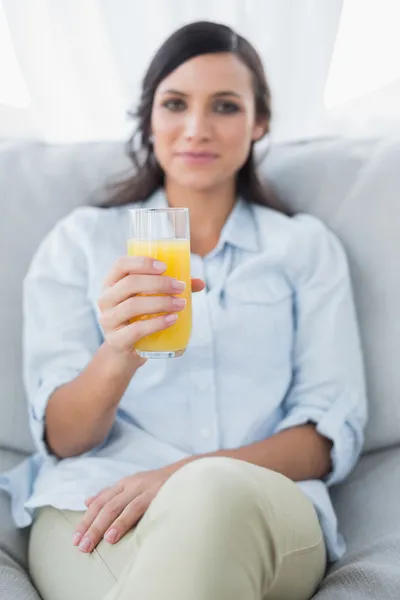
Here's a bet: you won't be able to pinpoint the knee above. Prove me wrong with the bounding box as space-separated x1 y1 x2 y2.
151 457 281 525
169 456 249 496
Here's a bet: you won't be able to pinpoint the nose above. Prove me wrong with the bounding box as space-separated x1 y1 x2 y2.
184 109 211 142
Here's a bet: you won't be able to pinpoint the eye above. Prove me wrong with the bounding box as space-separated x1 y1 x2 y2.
213 100 241 114
162 98 186 112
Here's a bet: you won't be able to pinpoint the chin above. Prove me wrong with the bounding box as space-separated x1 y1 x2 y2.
173 173 223 192
171 167 233 192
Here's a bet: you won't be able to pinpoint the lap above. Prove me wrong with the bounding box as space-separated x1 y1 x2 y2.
29 458 326 600
149 457 325 559
29 507 138 600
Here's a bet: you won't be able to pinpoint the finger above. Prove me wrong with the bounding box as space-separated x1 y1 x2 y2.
84 488 111 507
99 274 186 311
103 256 167 289
77 491 130 553
84 495 98 508
72 485 122 549
100 295 186 331
106 313 179 353
104 493 150 545
191 278 205 293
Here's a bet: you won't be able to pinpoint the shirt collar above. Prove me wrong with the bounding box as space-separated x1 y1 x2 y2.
144 189 260 253
144 189 168 209
219 197 260 253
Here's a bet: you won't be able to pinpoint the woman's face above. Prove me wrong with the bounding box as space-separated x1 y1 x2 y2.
151 53 265 192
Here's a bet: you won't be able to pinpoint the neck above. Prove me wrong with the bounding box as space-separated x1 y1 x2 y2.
164 179 236 256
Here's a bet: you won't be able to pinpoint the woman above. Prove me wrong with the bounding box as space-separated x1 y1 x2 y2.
2 20 366 600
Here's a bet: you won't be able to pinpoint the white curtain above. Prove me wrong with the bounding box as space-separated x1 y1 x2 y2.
325 0 400 137
0 0 343 143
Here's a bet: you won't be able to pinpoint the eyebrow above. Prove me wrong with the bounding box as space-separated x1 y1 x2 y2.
160 89 242 99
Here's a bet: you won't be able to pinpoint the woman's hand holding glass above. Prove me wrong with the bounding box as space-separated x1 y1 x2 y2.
97 256 204 357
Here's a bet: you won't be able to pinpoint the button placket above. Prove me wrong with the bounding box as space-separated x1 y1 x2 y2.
189 261 219 454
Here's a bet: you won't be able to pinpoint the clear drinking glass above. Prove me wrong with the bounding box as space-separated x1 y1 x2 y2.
127 207 192 359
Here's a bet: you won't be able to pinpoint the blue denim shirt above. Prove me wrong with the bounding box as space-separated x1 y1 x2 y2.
0 190 367 562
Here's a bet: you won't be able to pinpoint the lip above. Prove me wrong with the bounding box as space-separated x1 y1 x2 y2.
175 151 219 165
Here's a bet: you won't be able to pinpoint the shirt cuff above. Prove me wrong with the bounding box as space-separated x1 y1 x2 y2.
28 370 80 457
274 392 364 486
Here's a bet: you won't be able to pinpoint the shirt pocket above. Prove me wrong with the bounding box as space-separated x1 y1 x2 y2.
222 273 294 365
225 271 292 305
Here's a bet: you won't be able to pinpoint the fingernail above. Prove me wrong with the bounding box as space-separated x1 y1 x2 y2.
165 314 178 324
153 260 166 272
72 532 82 546
105 528 118 543
172 297 186 309
79 537 92 552
172 279 186 291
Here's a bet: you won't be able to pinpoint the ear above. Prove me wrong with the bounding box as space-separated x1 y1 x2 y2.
252 120 268 142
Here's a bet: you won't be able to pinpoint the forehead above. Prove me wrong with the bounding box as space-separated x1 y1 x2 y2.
156 53 253 96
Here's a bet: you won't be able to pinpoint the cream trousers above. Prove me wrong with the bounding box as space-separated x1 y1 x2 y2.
29 457 326 600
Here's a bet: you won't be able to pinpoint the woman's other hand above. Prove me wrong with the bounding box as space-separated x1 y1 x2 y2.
72 468 172 552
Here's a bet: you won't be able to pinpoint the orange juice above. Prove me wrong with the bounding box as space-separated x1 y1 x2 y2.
127 239 192 355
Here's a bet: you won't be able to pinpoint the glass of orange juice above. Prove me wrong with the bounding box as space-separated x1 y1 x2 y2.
127 207 192 359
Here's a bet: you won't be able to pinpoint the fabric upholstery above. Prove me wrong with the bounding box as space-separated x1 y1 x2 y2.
0 448 40 600
1 137 400 599
264 137 400 452
0 141 127 453
1 137 400 453
314 447 400 599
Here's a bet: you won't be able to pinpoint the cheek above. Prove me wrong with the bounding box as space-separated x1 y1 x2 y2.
219 116 253 159
151 116 179 167
153 126 177 150
153 117 177 137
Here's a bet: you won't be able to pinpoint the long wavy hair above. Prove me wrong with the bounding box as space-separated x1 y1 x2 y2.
104 20 289 215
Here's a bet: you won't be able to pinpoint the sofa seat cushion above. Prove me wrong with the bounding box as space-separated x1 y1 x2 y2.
0 448 30 569
314 447 400 598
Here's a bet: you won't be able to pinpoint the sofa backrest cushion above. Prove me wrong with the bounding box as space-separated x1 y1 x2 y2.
1 137 399 454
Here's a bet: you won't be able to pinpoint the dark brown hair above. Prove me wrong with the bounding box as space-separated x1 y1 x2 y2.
104 20 289 215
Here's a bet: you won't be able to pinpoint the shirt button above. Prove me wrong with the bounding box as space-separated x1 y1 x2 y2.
200 428 211 439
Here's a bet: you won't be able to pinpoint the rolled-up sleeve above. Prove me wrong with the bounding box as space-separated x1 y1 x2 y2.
274 215 367 486
23 208 103 456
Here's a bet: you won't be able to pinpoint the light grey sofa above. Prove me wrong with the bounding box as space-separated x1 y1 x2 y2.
1 137 400 599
